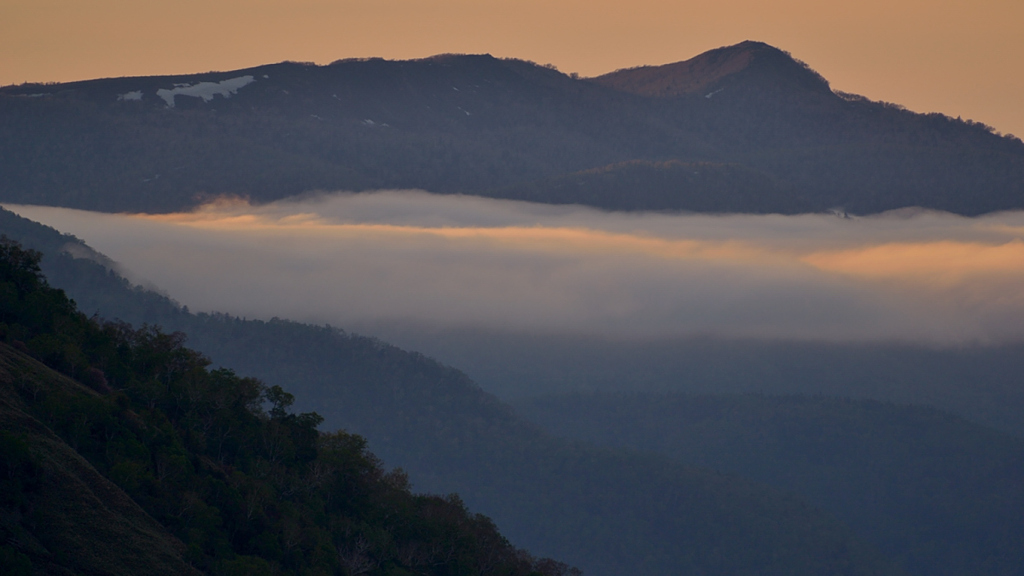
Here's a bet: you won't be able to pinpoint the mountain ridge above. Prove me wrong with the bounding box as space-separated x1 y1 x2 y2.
2 41 1021 216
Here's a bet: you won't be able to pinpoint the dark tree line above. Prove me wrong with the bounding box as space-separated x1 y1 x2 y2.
0 236 579 576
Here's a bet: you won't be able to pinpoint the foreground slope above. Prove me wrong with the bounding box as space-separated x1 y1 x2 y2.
0 213 903 575
0 237 578 576
2 42 1022 214
0 348 199 576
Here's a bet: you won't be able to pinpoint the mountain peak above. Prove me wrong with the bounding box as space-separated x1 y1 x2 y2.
592 41 832 98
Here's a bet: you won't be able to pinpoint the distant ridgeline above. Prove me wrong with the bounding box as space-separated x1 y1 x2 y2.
2 41 1023 215
0 236 582 576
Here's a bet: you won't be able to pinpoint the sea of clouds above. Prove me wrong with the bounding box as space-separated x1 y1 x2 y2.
7 190 1024 344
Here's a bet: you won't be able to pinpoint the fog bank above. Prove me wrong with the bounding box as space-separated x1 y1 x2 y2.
6 191 1024 344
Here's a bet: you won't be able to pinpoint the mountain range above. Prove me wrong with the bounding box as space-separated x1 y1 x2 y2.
2 41 1022 215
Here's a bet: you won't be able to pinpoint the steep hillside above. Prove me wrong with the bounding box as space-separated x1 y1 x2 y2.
0 237 579 576
126 315 902 576
2 42 1022 215
0 348 199 576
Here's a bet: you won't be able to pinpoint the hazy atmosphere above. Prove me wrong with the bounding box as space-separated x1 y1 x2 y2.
8 191 1024 344
7 1 1024 574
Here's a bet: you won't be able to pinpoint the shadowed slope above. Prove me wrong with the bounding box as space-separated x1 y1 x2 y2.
0 346 200 576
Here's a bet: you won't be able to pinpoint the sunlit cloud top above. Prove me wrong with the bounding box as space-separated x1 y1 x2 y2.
6 191 1024 344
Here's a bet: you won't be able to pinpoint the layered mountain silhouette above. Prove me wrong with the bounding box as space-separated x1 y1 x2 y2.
2 41 1021 214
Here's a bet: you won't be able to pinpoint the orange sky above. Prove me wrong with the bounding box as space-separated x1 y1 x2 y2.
2 0 1022 136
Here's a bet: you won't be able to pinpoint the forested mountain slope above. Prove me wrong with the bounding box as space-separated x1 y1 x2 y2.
369 325 1024 438
516 393 1024 576
0 238 579 576
2 41 1021 215
0 348 200 576
0 213 903 575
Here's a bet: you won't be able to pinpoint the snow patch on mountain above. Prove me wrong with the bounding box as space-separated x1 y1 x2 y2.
156 76 255 108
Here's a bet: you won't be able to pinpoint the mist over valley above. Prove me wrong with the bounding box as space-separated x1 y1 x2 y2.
7 191 1024 345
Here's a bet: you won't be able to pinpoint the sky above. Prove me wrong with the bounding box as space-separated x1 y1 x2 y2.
2 1 1023 137
7 192 1024 345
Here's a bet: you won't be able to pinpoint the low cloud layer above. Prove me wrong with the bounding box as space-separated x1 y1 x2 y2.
7 191 1024 344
